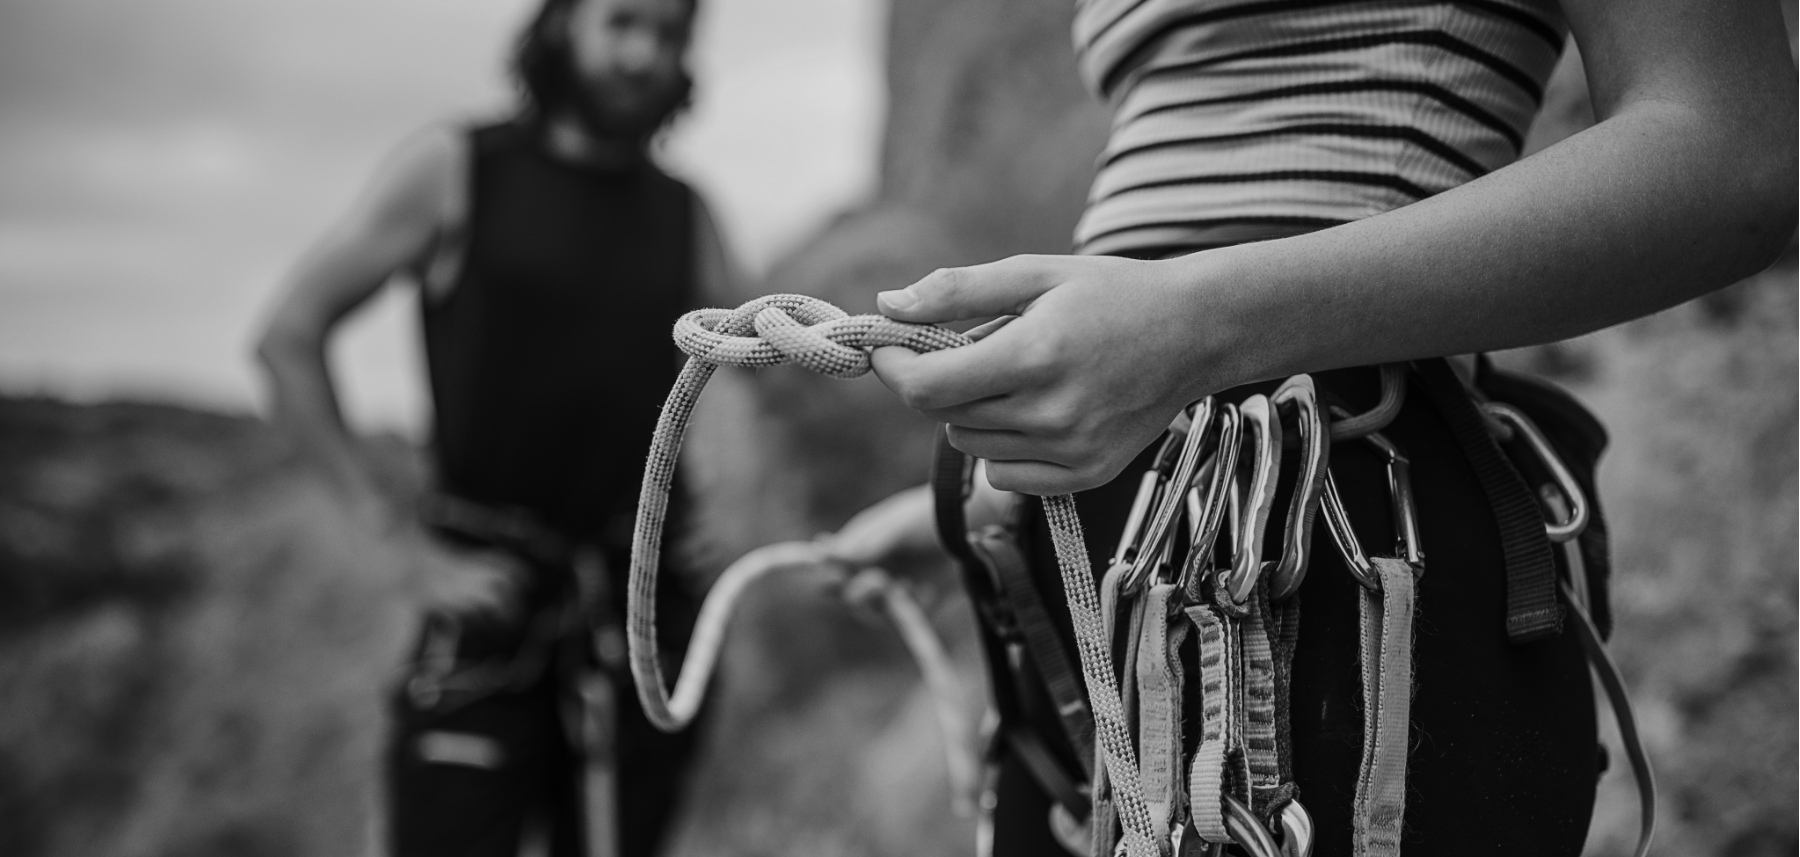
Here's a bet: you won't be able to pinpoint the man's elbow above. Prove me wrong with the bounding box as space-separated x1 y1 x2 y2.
253 317 319 375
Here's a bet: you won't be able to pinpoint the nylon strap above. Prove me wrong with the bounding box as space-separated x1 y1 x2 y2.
1269 597 1301 792
975 524 1098 779
1241 582 1282 815
1184 603 1235 845
935 431 1096 818
1353 557 1418 857
1135 583 1185 841
1413 359 1562 642
932 427 987 575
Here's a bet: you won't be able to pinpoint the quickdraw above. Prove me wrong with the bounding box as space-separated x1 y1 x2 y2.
1094 376 1395 857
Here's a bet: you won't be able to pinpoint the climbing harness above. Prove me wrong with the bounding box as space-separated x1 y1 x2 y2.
626 295 1655 857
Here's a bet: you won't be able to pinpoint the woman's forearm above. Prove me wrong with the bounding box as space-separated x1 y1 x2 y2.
1175 98 1796 395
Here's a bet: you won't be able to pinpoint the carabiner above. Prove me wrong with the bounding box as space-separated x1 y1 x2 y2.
1266 376 1331 602
1181 403 1241 604
1217 394 1282 607
1222 795 1283 857
1107 429 1186 584
1318 418 1423 591
1481 401 1589 543
1122 399 1219 593
1276 800 1314 857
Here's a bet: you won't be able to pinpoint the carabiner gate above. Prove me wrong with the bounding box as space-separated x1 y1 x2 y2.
1266 376 1331 602
1318 413 1423 591
1481 401 1589 543
1217 394 1282 607
1180 403 1241 604
1121 398 1219 593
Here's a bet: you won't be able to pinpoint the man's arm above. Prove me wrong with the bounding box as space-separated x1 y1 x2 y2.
254 127 463 524
870 0 1796 495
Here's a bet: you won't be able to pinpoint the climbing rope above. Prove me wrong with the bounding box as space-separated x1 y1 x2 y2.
627 294 1166 857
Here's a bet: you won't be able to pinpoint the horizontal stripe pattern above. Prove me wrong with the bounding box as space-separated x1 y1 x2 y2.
1072 0 1565 255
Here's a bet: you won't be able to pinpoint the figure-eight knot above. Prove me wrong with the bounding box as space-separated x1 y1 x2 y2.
673 293 971 378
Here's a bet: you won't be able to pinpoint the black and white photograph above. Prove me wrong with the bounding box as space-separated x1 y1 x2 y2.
0 0 1795 855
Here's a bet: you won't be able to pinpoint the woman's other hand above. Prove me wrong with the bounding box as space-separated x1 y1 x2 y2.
821 484 939 570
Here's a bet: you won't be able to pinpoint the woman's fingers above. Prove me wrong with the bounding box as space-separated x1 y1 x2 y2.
963 314 1015 342
944 425 1055 462
982 459 1093 496
876 256 1061 324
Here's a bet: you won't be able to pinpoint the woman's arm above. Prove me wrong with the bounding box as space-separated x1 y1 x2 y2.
254 127 463 523
871 0 1796 496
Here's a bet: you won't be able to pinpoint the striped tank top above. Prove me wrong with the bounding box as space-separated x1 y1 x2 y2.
1072 0 1567 257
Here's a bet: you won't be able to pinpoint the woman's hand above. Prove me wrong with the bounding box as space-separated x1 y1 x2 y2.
823 484 940 570
869 254 1250 495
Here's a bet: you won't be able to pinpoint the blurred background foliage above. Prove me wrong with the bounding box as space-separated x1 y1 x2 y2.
0 0 1794 855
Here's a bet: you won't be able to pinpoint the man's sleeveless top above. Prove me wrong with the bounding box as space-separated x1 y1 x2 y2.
1071 0 1568 257
422 121 695 542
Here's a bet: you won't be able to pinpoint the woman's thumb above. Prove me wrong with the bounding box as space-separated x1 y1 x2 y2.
877 258 1055 323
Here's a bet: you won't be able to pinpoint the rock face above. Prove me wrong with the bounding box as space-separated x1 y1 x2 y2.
0 400 433 857
684 0 1106 555
1 4 1795 857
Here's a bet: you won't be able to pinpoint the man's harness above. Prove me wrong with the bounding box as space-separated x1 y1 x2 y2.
625 294 1654 857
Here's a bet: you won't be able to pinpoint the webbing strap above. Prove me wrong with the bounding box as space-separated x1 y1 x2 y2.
1352 557 1417 857
935 431 1098 820
1120 586 1147 749
1135 583 1185 840
1269 597 1301 789
974 525 1098 779
931 428 987 575
1185 604 1235 844
1241 585 1282 814
1413 359 1563 642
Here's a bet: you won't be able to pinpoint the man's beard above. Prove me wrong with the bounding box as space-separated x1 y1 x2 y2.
565 71 692 145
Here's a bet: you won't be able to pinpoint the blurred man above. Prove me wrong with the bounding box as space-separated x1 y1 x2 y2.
255 0 733 853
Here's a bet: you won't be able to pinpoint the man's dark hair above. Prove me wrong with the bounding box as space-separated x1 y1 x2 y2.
512 0 584 119
510 0 694 134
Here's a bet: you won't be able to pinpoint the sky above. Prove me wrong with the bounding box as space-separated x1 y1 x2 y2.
0 0 886 433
